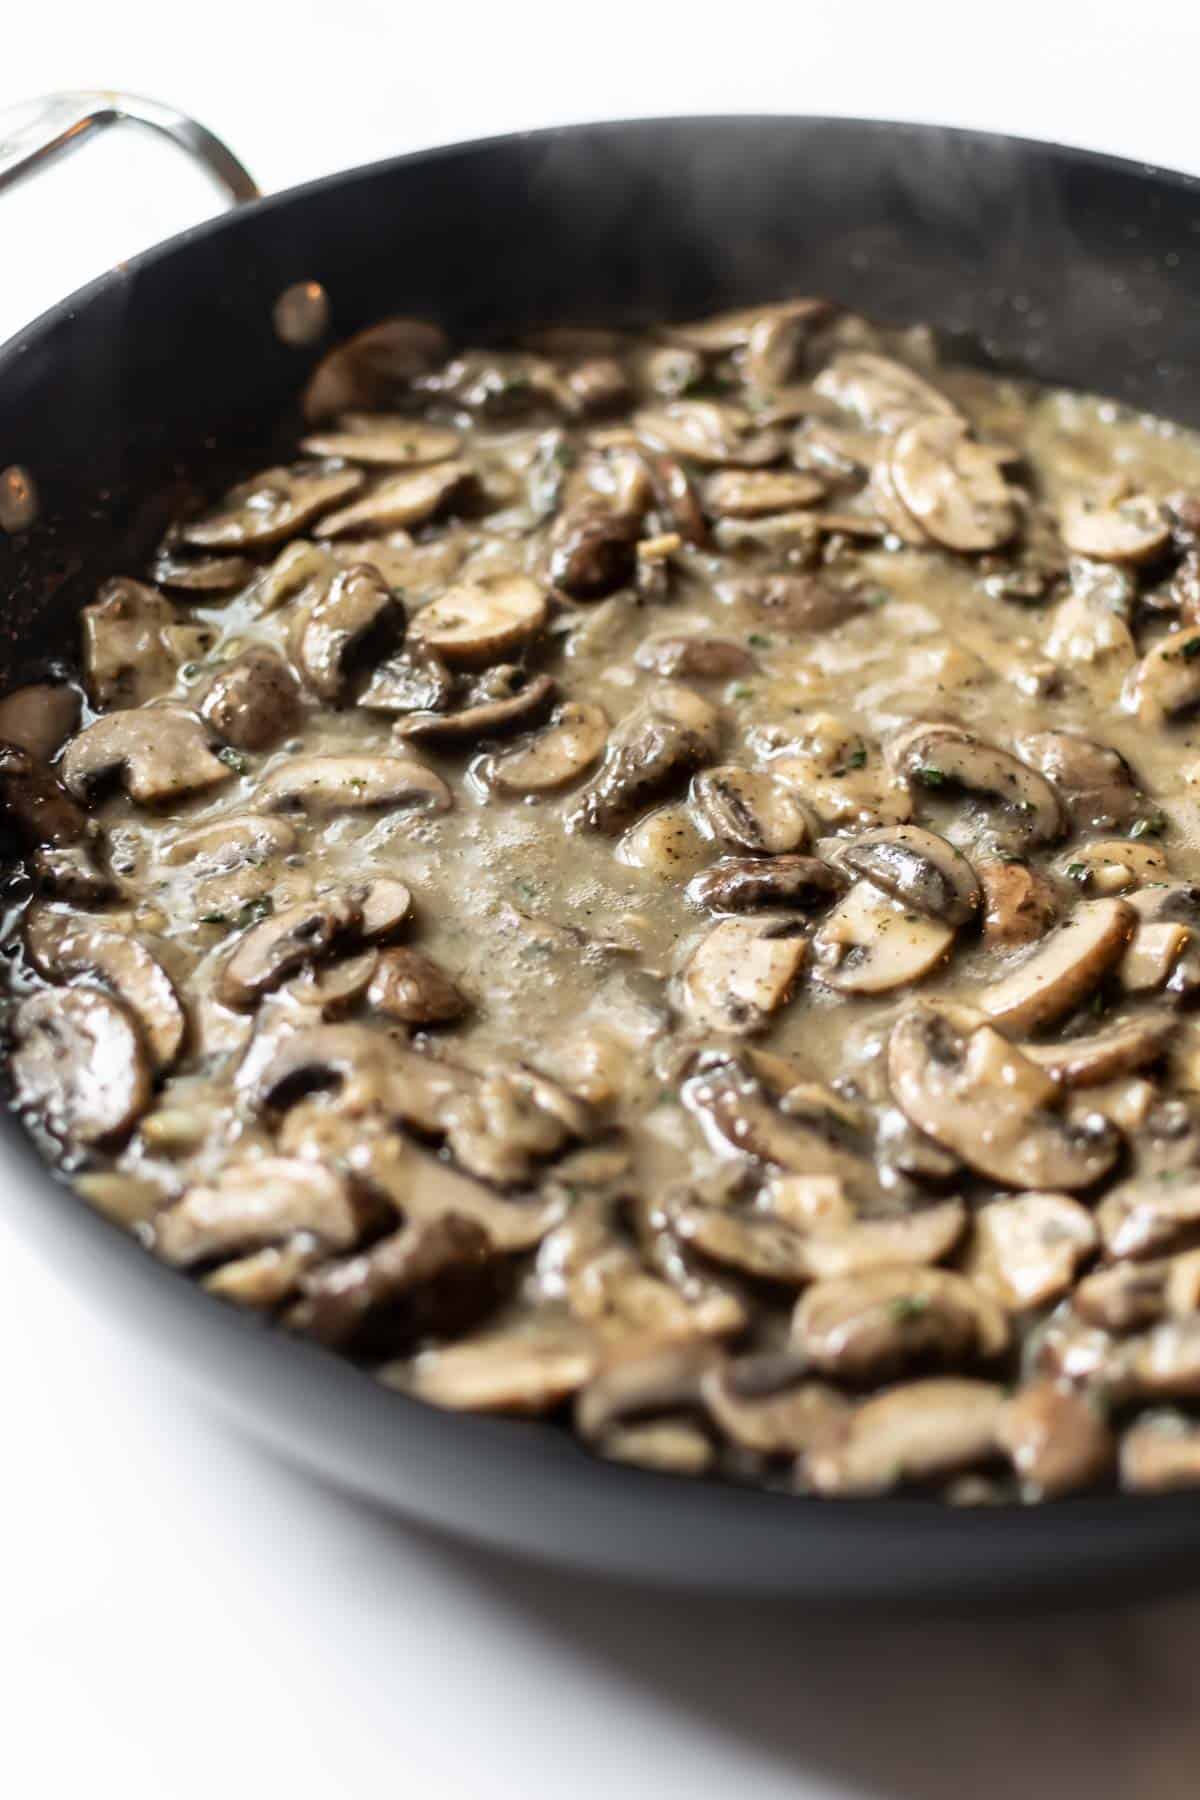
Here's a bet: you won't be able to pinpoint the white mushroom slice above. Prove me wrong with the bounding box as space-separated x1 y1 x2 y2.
661 297 829 354
1015 730 1140 834
1123 1318 1200 1399
302 317 449 421
838 825 980 925
811 882 954 995
633 401 785 467
250 539 338 617
1058 838 1167 897
804 1379 1005 1497
704 469 827 516
204 1240 324 1309
1045 566 1137 669
409 575 548 667
199 648 302 752
867 455 930 544
973 899 1135 1034
1019 1012 1175 1087
486 700 609 794
155 1157 360 1267
996 1382 1114 1498
398 668 556 745
887 1008 1120 1190
151 549 254 593
679 916 807 1035
966 1192 1098 1311
82 578 180 707
889 721 1065 847
162 813 298 872
1116 882 1200 997
313 461 469 538
1096 1176 1200 1261
1120 1412 1200 1491
11 987 151 1145
25 908 186 1071
793 1267 1009 1381
690 766 816 856
1121 920 1190 994
217 892 362 1010
296 563 403 702
299 414 461 465
617 805 710 880
570 683 720 834
181 463 363 550
391 1328 598 1415
889 416 1018 551
813 351 960 432
701 1357 849 1456
256 754 451 814
769 728 912 830
1060 491 1169 564
1122 625 1200 726
61 709 233 805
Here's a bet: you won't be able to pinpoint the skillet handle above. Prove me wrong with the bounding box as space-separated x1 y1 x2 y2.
0 90 259 205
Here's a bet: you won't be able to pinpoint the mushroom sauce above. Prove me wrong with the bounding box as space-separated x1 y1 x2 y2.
8 300 1200 1502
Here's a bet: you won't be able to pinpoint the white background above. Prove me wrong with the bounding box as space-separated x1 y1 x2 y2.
5 6 1200 1795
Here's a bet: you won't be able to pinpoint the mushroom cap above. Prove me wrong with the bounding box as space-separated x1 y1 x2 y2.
973 898 1134 1034
1060 490 1169 564
302 317 450 422
679 916 808 1034
182 463 364 550
889 720 1066 847
690 765 815 856
686 854 846 914
367 947 467 1024
25 907 186 1071
409 575 549 668
255 754 451 815
297 563 404 702
794 1265 1009 1382
837 825 981 925
11 987 150 1144
61 708 233 806
811 881 955 995
889 415 1018 552
199 648 302 751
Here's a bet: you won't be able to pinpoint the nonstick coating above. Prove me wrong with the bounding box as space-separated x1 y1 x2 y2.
2 116 1199 1602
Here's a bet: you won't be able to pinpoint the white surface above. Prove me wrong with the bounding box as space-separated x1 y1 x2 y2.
5 6 1200 1795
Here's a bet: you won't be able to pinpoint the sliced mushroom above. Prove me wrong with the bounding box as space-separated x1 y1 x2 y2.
548 507 641 598
155 1157 362 1267
25 908 186 1070
673 1201 838 1287
1075 1260 1175 1331
359 644 456 716
716 572 866 635
1119 882 1200 996
1020 1012 1176 1086
569 683 719 834
838 825 980 925
887 1007 1120 1190
82 578 179 707
1121 1317 1200 1399
181 463 363 550
199 648 302 750
367 948 467 1024
313 461 470 539
11 987 150 1144
1046 560 1137 668
889 721 1065 847
0 743 89 847
289 949 380 1016
1096 1175 1200 1261
700 1355 849 1455
162 812 298 872
61 709 233 805
966 1192 1098 1311
217 891 363 1010
690 766 815 856
634 400 785 467
0 683 80 762
977 859 1060 949
678 916 807 1034
1120 1412 1200 1491
1060 490 1169 564
397 668 556 744
302 318 449 421
661 297 829 356
393 1322 598 1413
686 854 846 914
409 575 548 668
151 549 255 593
1015 730 1140 832
296 563 404 701
793 1266 1009 1382
995 1382 1114 1498
300 414 461 465
889 416 1018 552
1122 625 1200 726
256 754 451 815
811 882 954 995
30 841 115 904
766 716 912 830
287 1212 498 1351
635 635 754 679
684 1058 881 1196
1058 838 1167 898
485 700 608 794
804 1379 1005 1497
575 1340 717 1449
974 899 1134 1034
704 469 826 516
813 351 959 432
344 1133 560 1253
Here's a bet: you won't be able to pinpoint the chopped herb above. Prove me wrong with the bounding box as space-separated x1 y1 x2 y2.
730 684 754 701
915 765 948 787
889 1294 931 1323
747 633 772 649
1183 637 1200 661
1131 811 1169 839
861 587 889 608
1090 988 1108 1016
180 662 201 681
198 910 229 926
512 877 540 904
233 895 274 930
217 746 248 774
1065 862 1088 882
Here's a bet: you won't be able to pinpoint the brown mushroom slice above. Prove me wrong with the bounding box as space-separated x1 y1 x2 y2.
61 709 233 805
1122 1318 1200 1399
977 859 1060 949
351 1136 560 1254
0 744 90 848
1096 1175 1200 1261
11 988 150 1144
1060 490 1169 564
1119 882 1200 996
181 463 363 551
889 721 1066 847
155 1157 361 1268
1120 1412 1200 1491
1015 730 1140 833
690 766 815 857
397 669 556 744
673 1201 831 1287
296 563 404 702
548 507 641 598
218 891 365 1010
838 825 980 926
25 908 186 1071
290 950 380 1017
82 578 180 708
635 636 753 679
199 649 302 750
1020 1012 1175 1087
974 899 1134 1034
300 415 461 466
966 1192 1098 1311
203 1240 323 1309
679 916 807 1035
715 572 866 635
804 1379 1005 1497
287 1212 496 1350
1122 625 1200 726
887 1008 1120 1190
996 1382 1114 1498
813 351 960 432
704 469 827 516
795 1267 1009 1381
313 461 470 539
486 700 609 795
661 297 829 355
1057 838 1167 898
162 812 298 872
785 1202 968 1283
367 948 467 1024
634 401 785 467
569 683 719 834
256 754 451 815
684 1059 881 1196
700 1355 849 1456
0 684 80 764
150 549 255 593
575 1340 717 1443
686 854 846 914
393 1324 598 1414
409 575 548 668
359 644 455 717
811 882 954 996
889 416 1018 552
302 317 449 421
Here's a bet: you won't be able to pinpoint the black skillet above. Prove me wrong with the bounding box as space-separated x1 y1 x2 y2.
1 93 1198 1604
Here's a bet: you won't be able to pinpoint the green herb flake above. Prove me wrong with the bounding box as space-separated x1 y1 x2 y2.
1183 638 1200 662
915 765 948 788
198 911 229 927
747 633 772 649
730 684 754 701
217 746 248 774
233 896 274 930
1065 862 1088 882
889 1294 931 1323
1131 811 1169 839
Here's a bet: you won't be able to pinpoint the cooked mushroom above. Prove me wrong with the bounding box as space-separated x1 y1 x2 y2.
679 916 807 1034
25 907 186 1070
813 351 960 432
30 841 114 904
569 683 719 834
393 1321 597 1413
715 572 866 635
217 891 363 1010
966 1192 1098 1311
397 668 556 744
199 648 302 750
367 947 467 1024
82 578 180 707
287 1212 498 1351
690 766 815 856
1019 1012 1175 1086
977 859 1061 949
684 1057 881 1195
974 898 1134 1033
155 1157 362 1267
1060 490 1169 564
296 563 404 702
1121 1317 1200 1399
289 949 380 1016
575 1340 717 1448
1120 1412 1200 1491
0 683 80 762
359 644 456 716
1057 837 1167 898
302 317 449 421
1015 730 1140 832
995 1381 1114 1497
256 754 451 815
811 882 955 995
548 507 641 598
661 297 829 356
1122 625 1200 726
1075 1259 1175 1331
686 854 846 914
838 825 980 925
635 635 754 679
61 709 232 805
887 1007 1120 1190
1046 559 1138 668
889 721 1065 847
313 461 469 539
634 400 785 467
300 415 461 466
700 1354 849 1456
1118 882 1200 996
804 1379 1005 1497
793 1266 1009 1382
151 549 255 593
704 469 827 516
181 463 363 550
162 812 298 872
1096 1174 1200 1260
485 700 608 794
888 416 1018 552
0 743 89 848
409 575 548 668
11 987 150 1144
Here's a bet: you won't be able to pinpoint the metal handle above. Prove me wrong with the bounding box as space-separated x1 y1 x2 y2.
0 90 259 206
